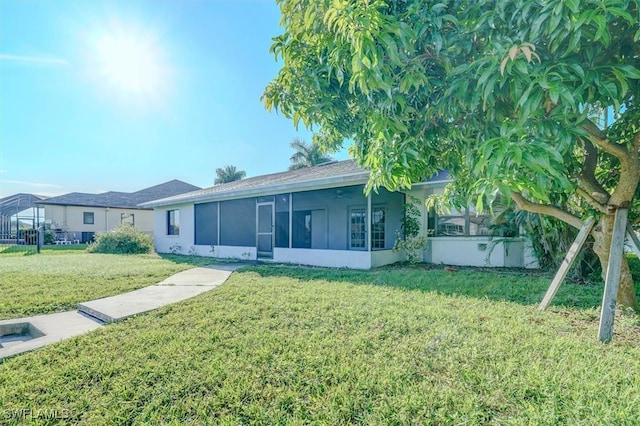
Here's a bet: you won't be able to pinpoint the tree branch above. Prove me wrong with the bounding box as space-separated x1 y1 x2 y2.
610 130 640 206
633 132 640 151
581 120 627 158
576 187 608 213
578 138 609 205
510 191 583 229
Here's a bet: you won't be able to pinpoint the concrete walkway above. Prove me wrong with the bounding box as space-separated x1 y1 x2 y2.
0 265 241 359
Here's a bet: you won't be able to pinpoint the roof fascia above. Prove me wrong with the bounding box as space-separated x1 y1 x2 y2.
140 173 370 208
412 178 453 188
36 202 150 210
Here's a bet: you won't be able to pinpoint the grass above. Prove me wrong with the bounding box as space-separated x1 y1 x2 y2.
0 250 217 319
1 256 640 424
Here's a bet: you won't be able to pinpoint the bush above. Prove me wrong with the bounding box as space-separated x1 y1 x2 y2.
393 196 428 263
87 224 154 254
44 230 56 245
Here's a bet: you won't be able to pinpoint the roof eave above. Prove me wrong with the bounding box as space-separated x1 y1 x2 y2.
36 201 151 210
140 172 371 208
412 178 453 187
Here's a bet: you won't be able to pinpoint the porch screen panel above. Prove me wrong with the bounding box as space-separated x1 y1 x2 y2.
292 211 312 248
258 205 272 233
220 198 255 246
275 193 289 248
194 202 218 245
258 234 272 252
275 212 289 248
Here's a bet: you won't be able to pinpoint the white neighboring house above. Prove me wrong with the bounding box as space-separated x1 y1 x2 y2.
141 161 538 269
37 180 200 243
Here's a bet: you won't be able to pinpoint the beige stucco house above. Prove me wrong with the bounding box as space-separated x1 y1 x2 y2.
37 180 200 243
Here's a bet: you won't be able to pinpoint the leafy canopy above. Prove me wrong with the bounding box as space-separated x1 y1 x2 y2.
288 137 334 170
264 0 640 215
214 165 247 185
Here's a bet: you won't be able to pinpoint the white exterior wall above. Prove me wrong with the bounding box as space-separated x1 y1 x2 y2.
273 248 372 269
371 250 405 268
179 246 401 269
153 204 194 254
429 237 525 267
187 244 257 260
523 238 540 269
179 244 390 268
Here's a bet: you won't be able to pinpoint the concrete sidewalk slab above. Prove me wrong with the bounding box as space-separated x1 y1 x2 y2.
1 264 242 359
0 311 102 359
77 266 239 323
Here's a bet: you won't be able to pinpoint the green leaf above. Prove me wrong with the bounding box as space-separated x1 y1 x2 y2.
607 7 634 23
615 64 640 79
564 0 580 13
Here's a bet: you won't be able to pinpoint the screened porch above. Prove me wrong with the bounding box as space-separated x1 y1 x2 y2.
190 185 405 268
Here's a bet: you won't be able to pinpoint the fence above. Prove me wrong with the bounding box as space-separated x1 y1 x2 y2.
0 210 42 255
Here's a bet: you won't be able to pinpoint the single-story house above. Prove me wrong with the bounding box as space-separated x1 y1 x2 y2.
141 161 537 269
37 180 200 243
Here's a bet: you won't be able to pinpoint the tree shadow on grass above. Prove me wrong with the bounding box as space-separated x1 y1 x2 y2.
241 262 609 310
0 246 38 256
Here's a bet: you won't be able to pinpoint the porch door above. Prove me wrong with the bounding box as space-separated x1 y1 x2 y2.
349 207 367 250
256 202 274 259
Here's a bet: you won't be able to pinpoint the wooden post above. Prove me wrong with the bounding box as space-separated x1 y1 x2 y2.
539 217 595 310
626 223 640 261
598 208 628 343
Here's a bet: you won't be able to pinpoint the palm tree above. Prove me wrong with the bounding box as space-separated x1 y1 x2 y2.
214 165 246 185
288 137 333 170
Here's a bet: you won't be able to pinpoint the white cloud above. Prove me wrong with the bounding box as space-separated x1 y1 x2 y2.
0 53 69 66
3 179 61 189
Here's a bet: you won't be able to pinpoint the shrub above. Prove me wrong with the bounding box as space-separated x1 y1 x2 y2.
393 196 428 263
87 224 154 254
44 230 56 245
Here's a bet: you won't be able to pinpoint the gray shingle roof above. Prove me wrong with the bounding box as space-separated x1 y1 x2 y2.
141 160 368 207
36 180 200 209
141 160 450 208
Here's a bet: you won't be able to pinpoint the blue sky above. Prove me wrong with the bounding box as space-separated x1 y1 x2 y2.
0 0 347 198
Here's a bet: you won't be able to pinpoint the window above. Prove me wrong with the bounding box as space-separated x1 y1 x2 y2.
371 207 386 249
432 208 490 236
121 213 134 226
350 208 366 249
167 210 180 235
83 212 94 225
292 211 311 248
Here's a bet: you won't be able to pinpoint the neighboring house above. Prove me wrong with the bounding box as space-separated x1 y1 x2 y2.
142 160 537 269
37 180 200 243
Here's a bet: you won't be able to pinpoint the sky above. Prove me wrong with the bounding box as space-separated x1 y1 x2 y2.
0 0 348 198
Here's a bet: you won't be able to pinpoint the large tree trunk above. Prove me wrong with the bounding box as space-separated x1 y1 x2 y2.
592 213 639 312
511 191 639 311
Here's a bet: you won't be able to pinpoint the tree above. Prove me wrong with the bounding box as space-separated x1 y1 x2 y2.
264 0 640 310
288 137 334 170
214 165 246 185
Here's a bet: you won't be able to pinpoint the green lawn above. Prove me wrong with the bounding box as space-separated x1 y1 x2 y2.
1 259 639 424
0 249 216 319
